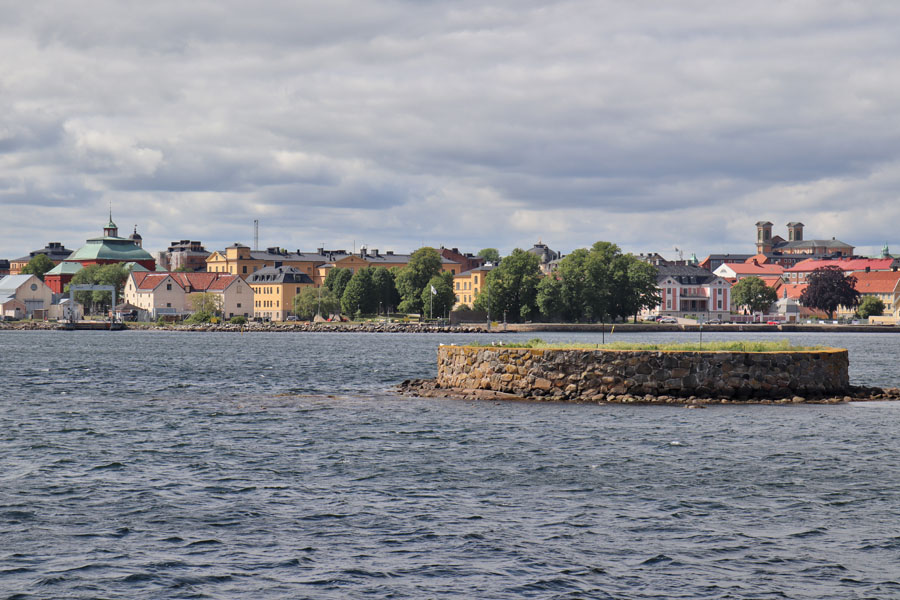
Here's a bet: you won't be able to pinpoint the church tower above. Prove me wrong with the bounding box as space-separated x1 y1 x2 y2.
755 221 773 254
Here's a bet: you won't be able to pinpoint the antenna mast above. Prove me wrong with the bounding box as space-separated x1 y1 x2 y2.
254 219 259 250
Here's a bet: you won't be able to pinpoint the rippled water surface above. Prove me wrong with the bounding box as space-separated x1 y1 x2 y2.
2 329 900 599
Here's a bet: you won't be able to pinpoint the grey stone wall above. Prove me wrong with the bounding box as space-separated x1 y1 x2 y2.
437 346 850 401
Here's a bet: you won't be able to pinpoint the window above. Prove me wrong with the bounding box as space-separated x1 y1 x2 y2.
242 266 247 274
166 283 172 291
166 302 171 308
237 303 242 308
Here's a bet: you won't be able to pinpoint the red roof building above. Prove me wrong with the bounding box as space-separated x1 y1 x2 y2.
784 257 899 284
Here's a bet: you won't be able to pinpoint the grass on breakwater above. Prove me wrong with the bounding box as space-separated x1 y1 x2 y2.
472 338 826 352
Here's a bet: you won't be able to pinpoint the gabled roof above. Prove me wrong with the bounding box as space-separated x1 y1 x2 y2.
785 257 897 273
0 274 41 293
131 272 183 292
852 270 900 294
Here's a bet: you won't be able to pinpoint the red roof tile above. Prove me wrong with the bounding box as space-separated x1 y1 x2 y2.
852 270 900 294
785 257 896 273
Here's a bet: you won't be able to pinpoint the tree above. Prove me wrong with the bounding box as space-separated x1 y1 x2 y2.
857 296 885 319
20 254 55 280
621 257 661 322
800 265 860 320
371 267 399 314
341 268 376 316
420 272 456 319
536 276 564 321
293 287 340 320
474 248 542 322
190 292 223 316
67 263 131 314
396 247 443 314
547 242 659 323
477 248 501 264
731 276 778 314
324 267 353 299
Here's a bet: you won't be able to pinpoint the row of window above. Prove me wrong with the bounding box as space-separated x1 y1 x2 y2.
255 300 280 308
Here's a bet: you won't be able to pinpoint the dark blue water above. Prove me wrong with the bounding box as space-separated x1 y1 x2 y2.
2 330 900 599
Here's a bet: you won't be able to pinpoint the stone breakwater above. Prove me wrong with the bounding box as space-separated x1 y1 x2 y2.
432 345 862 402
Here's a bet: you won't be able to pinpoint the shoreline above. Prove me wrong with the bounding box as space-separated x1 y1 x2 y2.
2 321 899 334
398 378 900 406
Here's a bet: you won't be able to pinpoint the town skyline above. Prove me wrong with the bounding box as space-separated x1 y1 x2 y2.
4 3 900 260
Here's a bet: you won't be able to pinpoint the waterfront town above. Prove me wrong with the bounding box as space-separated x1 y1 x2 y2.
1 215 899 326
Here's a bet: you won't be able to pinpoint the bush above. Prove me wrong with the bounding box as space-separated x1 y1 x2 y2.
230 316 248 325
184 311 213 324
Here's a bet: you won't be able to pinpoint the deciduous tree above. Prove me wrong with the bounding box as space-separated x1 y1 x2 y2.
293 287 340 320
474 248 541 322
341 267 376 316
800 266 860 320
420 272 455 319
396 247 442 314
324 267 353 299
21 254 55 280
857 296 885 319
477 248 501 264
731 276 778 314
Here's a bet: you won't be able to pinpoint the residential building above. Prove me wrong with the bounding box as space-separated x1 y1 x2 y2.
783 257 899 284
207 244 350 285
123 272 254 319
453 265 494 308
847 270 900 319
9 242 74 274
644 264 732 321
247 264 315 321
156 240 211 272
64 217 157 271
0 274 54 318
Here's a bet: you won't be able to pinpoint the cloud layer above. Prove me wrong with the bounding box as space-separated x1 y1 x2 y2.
3 1 900 260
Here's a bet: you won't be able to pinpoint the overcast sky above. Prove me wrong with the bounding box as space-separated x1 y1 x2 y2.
3 1 900 262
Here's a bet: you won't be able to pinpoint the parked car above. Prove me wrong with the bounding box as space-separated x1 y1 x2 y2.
658 316 678 324
286 315 299 321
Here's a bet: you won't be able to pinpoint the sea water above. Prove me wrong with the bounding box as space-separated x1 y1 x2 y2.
1 330 899 599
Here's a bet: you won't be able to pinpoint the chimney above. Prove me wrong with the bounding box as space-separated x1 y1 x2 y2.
317 247 324 254
371 249 378 257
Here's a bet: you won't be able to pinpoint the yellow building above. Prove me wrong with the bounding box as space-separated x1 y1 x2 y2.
247 264 315 321
207 244 350 285
453 265 494 308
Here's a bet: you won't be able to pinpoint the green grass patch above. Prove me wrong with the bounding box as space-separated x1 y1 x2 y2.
472 338 826 352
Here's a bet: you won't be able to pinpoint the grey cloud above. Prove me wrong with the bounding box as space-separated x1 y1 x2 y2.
3 1 900 260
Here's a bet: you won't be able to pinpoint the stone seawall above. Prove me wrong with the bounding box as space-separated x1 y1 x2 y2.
436 346 850 401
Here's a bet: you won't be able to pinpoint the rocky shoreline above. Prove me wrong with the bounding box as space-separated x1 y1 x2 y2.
397 378 900 405
0 321 493 333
